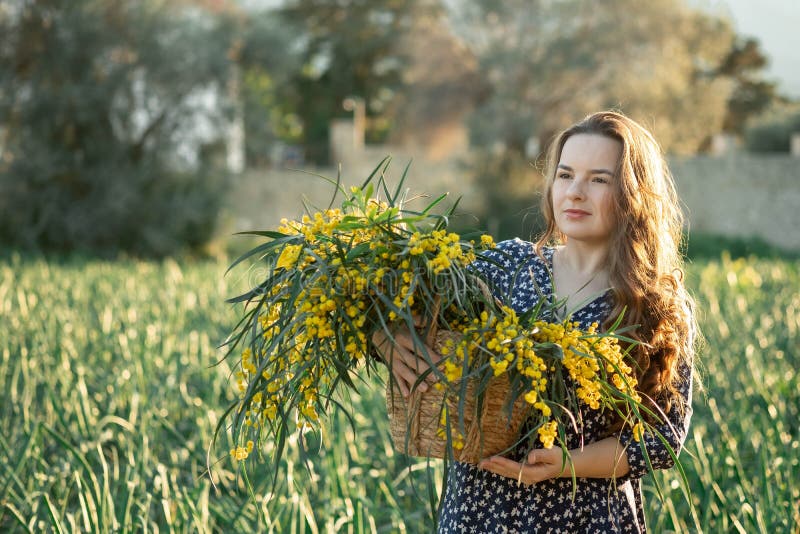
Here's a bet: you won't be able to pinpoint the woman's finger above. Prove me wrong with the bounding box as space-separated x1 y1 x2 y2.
386 345 431 395
394 359 429 396
478 456 552 486
373 327 441 391
418 348 443 387
397 350 433 393
394 330 442 366
373 329 416 367
371 329 393 358
477 456 524 481
397 341 442 387
392 329 419 353
388 358 410 397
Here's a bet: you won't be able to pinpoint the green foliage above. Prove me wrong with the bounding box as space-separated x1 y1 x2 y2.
1 251 798 531
453 0 735 156
644 256 800 532
277 0 440 164
240 67 302 167
220 164 495 481
715 37 779 135
0 251 443 532
237 10 303 167
686 232 800 261
744 108 800 153
0 0 236 257
456 149 546 243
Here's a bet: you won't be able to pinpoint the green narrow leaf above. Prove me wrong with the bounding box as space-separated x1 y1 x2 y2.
391 159 414 205
42 494 67 534
224 235 299 276
232 230 289 239
359 155 392 191
42 425 103 531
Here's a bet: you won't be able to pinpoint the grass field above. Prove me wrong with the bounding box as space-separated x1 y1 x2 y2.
0 251 797 532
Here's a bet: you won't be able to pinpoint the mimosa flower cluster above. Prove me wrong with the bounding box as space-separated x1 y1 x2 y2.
222 169 650 468
433 309 643 451
224 179 500 463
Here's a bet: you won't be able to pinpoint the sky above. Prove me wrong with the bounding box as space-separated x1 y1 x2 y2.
706 0 800 97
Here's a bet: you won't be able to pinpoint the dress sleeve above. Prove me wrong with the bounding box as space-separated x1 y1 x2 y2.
615 324 695 480
468 239 523 304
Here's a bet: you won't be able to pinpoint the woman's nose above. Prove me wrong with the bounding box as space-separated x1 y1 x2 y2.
566 177 585 199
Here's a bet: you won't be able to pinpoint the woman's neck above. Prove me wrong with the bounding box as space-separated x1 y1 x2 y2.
555 241 610 280
550 241 612 318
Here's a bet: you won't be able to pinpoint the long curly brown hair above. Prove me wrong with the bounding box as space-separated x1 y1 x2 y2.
535 110 698 425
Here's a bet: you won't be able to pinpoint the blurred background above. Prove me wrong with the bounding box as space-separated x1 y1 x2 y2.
2 0 799 260
1 1 798 532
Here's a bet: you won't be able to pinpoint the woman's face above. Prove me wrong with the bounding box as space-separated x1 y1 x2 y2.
551 133 622 246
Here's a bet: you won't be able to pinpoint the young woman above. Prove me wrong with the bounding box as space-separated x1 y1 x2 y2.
375 110 697 532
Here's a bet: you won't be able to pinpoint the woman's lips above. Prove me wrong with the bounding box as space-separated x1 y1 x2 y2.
564 209 590 219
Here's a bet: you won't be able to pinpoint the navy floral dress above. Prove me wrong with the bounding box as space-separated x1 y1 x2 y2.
437 239 694 533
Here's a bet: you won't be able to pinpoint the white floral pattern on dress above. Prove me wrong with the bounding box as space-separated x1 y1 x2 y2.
437 239 694 533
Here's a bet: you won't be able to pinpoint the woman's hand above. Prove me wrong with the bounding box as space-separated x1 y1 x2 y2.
477 437 631 484
477 447 568 486
372 322 442 398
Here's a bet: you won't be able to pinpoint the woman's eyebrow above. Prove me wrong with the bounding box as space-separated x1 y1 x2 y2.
557 164 615 175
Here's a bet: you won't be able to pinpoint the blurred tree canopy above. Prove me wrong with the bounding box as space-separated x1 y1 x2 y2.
0 0 243 257
716 37 781 135
451 0 736 156
744 106 800 152
276 0 442 164
235 7 303 167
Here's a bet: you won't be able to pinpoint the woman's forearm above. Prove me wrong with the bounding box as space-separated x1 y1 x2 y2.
478 435 632 484
559 436 630 478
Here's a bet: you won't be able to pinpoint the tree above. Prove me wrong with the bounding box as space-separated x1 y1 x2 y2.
231 6 303 167
0 0 238 256
385 7 490 158
744 106 800 152
449 0 736 155
716 37 780 135
277 0 442 164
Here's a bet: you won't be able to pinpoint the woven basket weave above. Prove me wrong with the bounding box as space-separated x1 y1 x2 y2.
385 329 529 465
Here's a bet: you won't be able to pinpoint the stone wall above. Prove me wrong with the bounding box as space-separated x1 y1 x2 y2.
222 149 481 237
669 154 800 251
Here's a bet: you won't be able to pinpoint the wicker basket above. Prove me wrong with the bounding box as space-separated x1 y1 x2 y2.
385 329 529 465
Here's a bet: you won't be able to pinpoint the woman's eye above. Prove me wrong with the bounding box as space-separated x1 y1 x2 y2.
557 173 571 179
592 176 609 184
